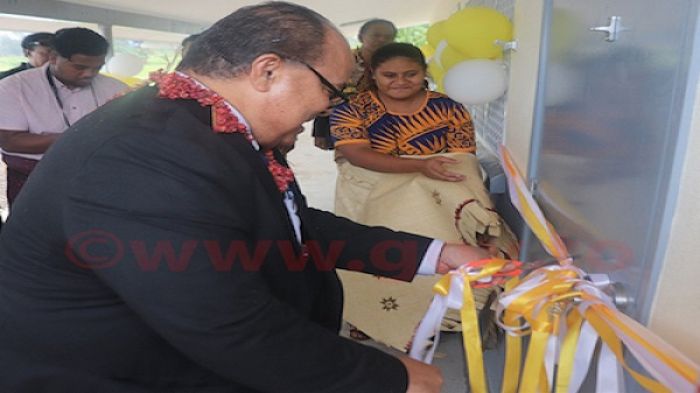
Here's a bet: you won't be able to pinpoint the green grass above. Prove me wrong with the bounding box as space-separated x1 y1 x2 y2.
0 56 26 72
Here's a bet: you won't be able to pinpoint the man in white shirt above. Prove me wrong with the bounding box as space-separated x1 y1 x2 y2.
0 27 127 207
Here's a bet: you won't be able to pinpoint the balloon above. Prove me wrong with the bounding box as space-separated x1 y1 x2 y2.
433 40 448 68
444 7 513 59
443 60 507 105
102 73 145 87
106 53 146 77
419 44 435 59
436 81 445 94
426 21 447 49
440 44 466 71
427 59 445 87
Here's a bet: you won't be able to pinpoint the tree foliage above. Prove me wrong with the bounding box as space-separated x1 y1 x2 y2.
395 24 428 47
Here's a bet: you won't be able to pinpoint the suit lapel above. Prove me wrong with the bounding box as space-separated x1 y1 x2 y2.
221 134 301 250
178 99 302 249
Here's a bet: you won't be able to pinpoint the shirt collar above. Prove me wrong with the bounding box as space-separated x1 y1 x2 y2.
45 63 90 92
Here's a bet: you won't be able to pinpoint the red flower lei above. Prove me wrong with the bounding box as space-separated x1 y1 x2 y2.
150 71 295 193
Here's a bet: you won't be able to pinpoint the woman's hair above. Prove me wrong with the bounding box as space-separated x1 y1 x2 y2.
370 42 427 71
357 19 397 41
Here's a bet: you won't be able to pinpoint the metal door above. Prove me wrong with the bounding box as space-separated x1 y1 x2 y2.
525 0 699 325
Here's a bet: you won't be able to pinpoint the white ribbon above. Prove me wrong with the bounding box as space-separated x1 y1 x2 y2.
568 320 599 393
596 341 623 393
601 310 698 393
410 274 464 363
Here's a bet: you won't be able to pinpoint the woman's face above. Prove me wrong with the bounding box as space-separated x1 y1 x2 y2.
359 23 396 55
373 57 426 101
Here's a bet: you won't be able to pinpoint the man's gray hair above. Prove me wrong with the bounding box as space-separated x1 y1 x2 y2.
178 1 333 77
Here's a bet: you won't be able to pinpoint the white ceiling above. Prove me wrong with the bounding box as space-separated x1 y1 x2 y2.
0 14 188 43
60 0 436 36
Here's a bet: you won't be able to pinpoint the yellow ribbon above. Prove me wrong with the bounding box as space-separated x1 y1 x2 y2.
555 308 585 393
501 277 522 393
599 305 699 384
584 305 670 393
499 145 569 260
495 145 700 392
433 259 507 393
500 269 581 393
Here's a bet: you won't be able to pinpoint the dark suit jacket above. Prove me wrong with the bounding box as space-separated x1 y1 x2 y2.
0 62 31 80
0 87 433 392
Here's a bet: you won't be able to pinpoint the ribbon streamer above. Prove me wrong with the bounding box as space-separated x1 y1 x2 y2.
411 146 700 393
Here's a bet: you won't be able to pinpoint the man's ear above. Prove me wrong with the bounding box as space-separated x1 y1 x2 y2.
248 53 284 92
48 51 59 65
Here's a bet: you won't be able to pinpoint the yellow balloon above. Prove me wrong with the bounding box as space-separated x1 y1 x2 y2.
436 81 445 94
426 20 447 49
440 44 467 71
120 76 145 87
444 7 513 59
427 59 445 86
103 73 145 87
419 44 435 59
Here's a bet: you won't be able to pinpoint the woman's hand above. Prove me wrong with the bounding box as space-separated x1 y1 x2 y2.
420 157 465 182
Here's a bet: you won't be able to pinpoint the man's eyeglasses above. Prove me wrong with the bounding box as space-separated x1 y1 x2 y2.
298 61 348 103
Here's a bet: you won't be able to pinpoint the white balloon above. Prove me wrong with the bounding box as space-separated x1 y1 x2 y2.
433 40 448 68
106 53 146 77
443 60 507 105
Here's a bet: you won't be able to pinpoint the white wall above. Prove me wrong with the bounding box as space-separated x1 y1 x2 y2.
503 1 543 173
648 78 700 364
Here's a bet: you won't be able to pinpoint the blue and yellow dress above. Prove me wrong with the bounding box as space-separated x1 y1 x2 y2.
330 89 476 156
328 90 517 351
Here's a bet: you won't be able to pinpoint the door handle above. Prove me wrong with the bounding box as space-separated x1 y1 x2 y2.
587 273 634 311
590 16 628 42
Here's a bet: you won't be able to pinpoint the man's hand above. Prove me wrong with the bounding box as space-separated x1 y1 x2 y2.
400 356 443 393
436 243 494 274
420 157 465 182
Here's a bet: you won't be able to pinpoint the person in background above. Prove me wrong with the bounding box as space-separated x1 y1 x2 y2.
0 3 489 392
180 33 201 58
0 27 127 208
332 42 474 178
312 18 397 150
0 32 54 80
330 43 518 350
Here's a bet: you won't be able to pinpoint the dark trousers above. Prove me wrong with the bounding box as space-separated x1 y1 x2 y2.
2 154 38 208
312 116 334 150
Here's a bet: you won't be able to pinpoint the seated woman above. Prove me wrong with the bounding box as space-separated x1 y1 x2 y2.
330 43 518 351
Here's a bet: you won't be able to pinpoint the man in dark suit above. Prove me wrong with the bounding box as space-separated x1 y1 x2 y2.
0 3 489 392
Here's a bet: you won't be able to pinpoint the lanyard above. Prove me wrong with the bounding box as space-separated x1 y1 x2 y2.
45 66 99 127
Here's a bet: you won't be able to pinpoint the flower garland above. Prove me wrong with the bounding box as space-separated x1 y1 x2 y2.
150 71 295 192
